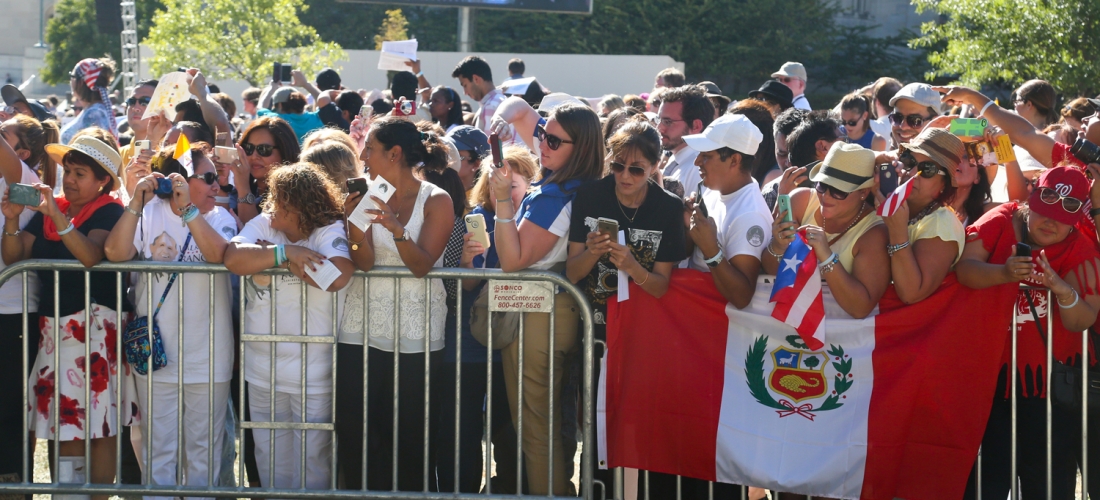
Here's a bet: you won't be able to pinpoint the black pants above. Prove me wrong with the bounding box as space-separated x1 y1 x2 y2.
334 344 440 491
964 394 1079 500
0 312 37 478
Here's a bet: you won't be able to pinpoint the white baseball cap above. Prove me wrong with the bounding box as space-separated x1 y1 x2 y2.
682 114 763 156
889 83 944 114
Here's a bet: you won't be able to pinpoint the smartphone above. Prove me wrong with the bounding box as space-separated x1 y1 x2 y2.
213 146 237 164
154 177 173 199
694 181 708 218
1015 242 1032 258
346 178 368 197
215 131 230 148
878 163 898 198
948 118 989 137
359 104 373 120
490 133 504 168
464 213 491 249
280 64 292 84
272 62 281 84
597 217 619 240
776 194 793 223
133 139 150 156
8 183 40 207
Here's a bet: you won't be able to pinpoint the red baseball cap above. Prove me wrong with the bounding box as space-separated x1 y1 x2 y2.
1028 166 1092 226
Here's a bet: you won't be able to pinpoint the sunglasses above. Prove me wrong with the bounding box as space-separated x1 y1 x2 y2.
899 152 946 179
241 142 276 157
843 118 861 127
777 77 798 84
814 181 851 201
610 161 647 177
190 172 218 185
535 125 574 151
1039 187 1084 213
126 96 152 107
888 112 929 129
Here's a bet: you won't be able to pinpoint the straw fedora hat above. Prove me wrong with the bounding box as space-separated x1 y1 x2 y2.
808 142 876 192
45 136 122 192
899 127 964 187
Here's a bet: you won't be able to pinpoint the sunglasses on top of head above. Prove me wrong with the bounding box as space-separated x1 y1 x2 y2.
814 181 851 201
1038 187 1084 213
535 124 574 151
241 143 275 157
190 171 218 185
888 112 929 129
610 161 647 177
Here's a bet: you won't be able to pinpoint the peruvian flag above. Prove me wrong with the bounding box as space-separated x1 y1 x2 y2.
604 270 1017 499
876 178 914 217
769 232 825 350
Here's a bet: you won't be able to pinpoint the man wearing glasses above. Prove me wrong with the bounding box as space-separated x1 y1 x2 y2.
656 85 715 197
771 62 812 111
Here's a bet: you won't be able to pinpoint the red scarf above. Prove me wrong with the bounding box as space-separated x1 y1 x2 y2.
43 193 122 241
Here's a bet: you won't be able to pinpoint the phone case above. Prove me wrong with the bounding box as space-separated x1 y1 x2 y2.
776 194 793 223
597 217 619 237
465 214 491 249
8 184 40 207
490 134 503 168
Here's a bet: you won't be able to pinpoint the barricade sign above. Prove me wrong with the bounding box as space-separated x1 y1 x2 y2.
489 279 555 312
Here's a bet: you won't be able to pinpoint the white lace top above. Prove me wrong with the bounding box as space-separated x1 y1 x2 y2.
338 181 447 352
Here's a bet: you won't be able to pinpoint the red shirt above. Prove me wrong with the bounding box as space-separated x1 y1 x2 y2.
1051 141 1086 169
966 203 1100 397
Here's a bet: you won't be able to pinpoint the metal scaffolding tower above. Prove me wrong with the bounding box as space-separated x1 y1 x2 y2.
120 0 138 96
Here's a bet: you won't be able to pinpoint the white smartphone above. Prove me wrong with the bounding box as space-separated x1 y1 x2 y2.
134 139 150 156
465 213 491 249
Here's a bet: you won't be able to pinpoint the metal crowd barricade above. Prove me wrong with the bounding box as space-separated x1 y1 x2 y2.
0 259 595 500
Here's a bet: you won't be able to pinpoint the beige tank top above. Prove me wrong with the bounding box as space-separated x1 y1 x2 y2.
801 195 883 272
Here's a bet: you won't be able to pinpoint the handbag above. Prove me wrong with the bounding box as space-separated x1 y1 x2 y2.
469 283 522 348
1024 291 1100 411
123 234 191 375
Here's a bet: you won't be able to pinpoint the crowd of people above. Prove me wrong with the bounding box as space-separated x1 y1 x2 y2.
0 53 1096 500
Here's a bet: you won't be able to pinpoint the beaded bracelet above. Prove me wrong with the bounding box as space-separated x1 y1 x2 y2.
181 203 200 224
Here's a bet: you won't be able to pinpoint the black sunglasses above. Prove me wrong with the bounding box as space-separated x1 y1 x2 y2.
814 181 850 201
190 172 218 185
843 118 861 127
610 161 647 177
241 142 275 157
899 152 946 179
888 112 929 129
535 125 574 151
126 96 152 107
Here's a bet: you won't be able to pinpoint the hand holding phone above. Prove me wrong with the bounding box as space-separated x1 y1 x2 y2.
776 194 793 223
8 183 41 207
877 163 899 198
693 181 708 219
465 213 491 249
597 217 619 240
490 133 504 168
346 178 368 197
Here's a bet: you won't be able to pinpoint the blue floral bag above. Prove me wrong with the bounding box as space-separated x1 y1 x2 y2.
123 234 191 375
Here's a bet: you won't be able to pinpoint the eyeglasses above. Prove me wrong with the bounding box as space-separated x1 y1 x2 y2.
126 96 151 107
777 77 798 84
1039 187 1084 213
190 171 218 185
535 125 574 151
461 153 481 164
814 181 851 201
1 106 13 115
655 117 686 129
610 161 647 177
899 152 946 179
888 112 930 129
241 142 276 157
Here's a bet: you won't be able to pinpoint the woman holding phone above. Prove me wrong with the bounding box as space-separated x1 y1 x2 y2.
103 145 237 491
488 103 604 495
334 117 454 491
956 166 1100 499
229 117 300 224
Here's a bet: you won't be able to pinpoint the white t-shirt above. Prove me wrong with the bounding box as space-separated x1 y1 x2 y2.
233 215 348 394
688 182 773 272
662 147 702 194
0 161 41 314
132 198 237 383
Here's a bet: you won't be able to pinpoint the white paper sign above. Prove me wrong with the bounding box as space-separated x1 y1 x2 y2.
142 72 192 121
305 259 341 291
616 230 630 302
347 176 397 231
488 280 555 313
378 39 419 72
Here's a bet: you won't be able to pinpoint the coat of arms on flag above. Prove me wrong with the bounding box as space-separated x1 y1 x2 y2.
746 335 853 421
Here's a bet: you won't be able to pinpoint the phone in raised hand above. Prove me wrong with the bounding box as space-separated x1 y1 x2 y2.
490 133 504 168
776 194 793 223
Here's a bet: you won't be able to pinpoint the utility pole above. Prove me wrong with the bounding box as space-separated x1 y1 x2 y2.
457 7 473 52
35 0 46 47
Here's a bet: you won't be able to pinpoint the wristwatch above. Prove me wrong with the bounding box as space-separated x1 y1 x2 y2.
241 192 258 205
704 249 725 268
393 228 410 242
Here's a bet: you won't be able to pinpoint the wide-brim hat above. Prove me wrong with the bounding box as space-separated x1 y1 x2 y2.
45 136 122 191
899 127 963 187
808 142 876 192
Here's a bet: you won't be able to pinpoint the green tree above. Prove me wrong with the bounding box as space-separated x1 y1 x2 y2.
144 0 346 86
41 0 163 85
912 0 1100 97
374 9 409 49
299 1 455 51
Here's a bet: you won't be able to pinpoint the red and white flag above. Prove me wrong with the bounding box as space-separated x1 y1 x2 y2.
604 270 1017 499
876 178 914 217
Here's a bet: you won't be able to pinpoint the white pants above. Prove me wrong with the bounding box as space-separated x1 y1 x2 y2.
130 380 231 500
248 387 333 489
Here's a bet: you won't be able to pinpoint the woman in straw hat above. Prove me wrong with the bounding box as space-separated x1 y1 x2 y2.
761 142 890 319
0 135 134 493
872 127 967 304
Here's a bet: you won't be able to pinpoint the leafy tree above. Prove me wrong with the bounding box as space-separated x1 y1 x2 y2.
144 0 346 86
912 0 1100 97
374 9 409 49
299 1 455 51
41 0 164 85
